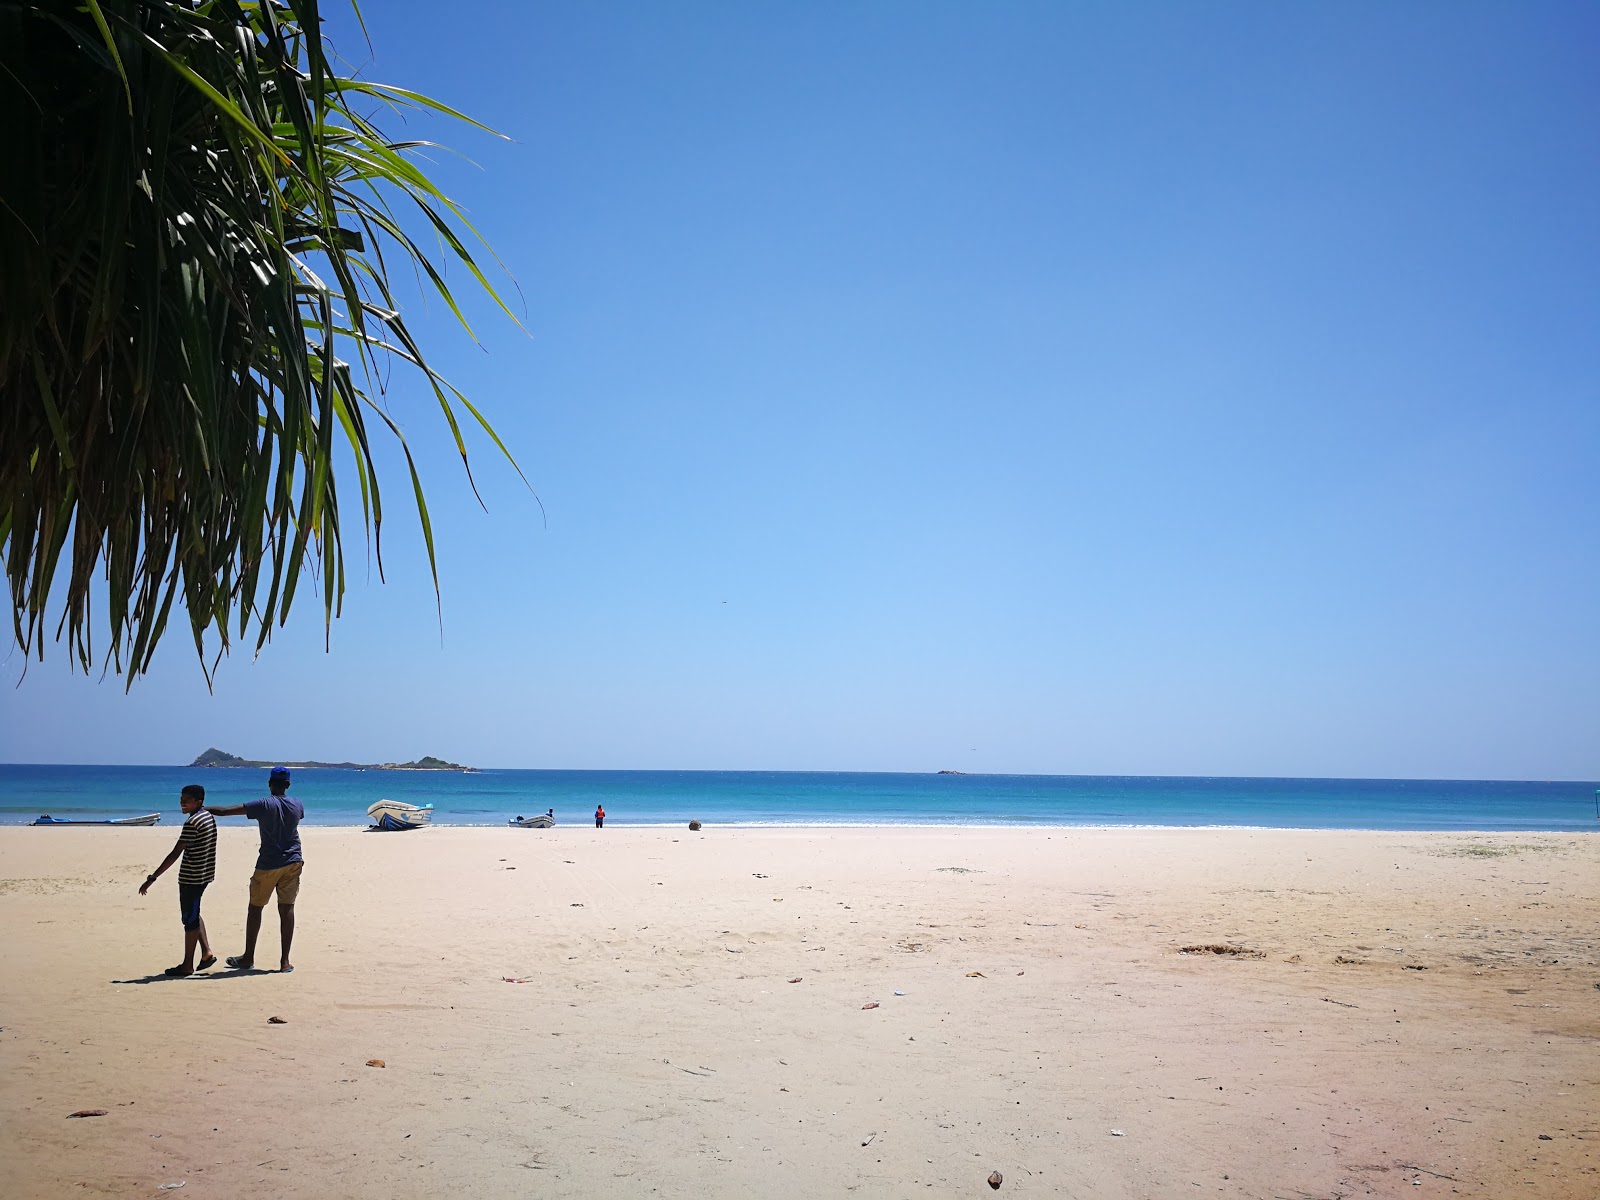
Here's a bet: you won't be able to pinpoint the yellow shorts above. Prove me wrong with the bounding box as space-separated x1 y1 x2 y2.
248 862 303 907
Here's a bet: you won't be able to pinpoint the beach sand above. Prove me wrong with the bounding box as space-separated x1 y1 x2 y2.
1 825 1596 1198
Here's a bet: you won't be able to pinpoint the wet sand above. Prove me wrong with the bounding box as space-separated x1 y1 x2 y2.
1 824 1596 1198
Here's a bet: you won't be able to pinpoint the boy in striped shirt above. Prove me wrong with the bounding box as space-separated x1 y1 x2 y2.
138 784 219 976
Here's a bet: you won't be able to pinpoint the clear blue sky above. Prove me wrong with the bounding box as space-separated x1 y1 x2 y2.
4 2 1597 778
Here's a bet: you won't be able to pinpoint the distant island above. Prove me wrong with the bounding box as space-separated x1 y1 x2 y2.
936 769 970 775
190 748 474 772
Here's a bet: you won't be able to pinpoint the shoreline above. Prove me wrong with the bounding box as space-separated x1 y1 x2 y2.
8 818 1595 832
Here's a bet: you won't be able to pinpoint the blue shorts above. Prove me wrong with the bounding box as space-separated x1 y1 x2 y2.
178 883 207 931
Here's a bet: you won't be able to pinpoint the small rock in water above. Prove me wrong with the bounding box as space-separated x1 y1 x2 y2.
988 1170 1004 1189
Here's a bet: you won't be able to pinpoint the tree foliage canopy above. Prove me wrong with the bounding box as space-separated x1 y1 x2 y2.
0 0 519 683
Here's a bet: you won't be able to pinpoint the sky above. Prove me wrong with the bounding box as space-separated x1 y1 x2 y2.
3 2 1597 778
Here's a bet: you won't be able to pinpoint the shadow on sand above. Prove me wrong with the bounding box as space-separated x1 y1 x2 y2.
111 966 267 985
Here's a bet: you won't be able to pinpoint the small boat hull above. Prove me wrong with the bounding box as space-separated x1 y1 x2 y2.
367 800 433 831
32 813 162 826
510 814 554 828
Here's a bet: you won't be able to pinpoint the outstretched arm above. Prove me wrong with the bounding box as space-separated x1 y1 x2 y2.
205 804 248 817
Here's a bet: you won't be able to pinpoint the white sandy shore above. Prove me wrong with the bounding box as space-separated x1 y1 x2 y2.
1 825 1596 1198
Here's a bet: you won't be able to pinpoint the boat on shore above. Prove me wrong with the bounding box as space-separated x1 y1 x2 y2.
32 813 162 826
510 813 554 828
366 800 434 831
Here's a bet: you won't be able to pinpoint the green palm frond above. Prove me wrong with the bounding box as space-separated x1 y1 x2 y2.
0 0 524 685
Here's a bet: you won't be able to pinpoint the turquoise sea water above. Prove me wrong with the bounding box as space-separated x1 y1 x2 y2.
1 764 1596 831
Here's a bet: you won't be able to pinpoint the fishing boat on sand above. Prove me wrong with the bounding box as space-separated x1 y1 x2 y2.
367 800 434 831
32 813 162 826
510 812 554 829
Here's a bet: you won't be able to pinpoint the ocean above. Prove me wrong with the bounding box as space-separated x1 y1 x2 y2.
1 764 1596 831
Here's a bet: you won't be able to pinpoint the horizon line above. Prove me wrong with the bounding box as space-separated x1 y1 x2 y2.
2 761 1597 786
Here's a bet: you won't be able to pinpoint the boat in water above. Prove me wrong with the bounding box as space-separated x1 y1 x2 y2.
367 800 434 831
510 812 554 828
32 813 162 826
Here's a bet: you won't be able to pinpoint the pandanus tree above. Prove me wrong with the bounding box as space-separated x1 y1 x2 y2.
0 0 520 683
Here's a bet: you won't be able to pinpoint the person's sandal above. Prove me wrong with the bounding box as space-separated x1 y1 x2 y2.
163 965 193 977
197 955 217 971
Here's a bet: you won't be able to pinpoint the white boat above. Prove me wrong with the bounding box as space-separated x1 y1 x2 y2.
509 812 554 828
32 813 162 826
367 799 433 831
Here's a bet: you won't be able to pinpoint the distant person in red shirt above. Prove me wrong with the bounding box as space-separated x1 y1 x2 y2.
595 805 605 828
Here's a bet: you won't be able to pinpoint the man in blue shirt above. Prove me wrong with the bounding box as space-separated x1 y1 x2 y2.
206 766 305 973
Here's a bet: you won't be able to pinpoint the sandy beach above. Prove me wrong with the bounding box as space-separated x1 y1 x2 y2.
1 824 1596 1198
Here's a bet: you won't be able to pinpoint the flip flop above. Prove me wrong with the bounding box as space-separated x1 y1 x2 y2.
163 965 192 977
197 955 217 971
225 956 253 970
279 965 295 974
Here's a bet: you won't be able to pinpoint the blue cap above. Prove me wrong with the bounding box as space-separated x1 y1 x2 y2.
269 766 291 780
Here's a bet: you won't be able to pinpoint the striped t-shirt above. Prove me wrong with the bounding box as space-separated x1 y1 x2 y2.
178 809 218 885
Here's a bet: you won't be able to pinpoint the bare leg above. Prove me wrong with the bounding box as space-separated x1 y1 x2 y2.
197 915 212 961
236 902 264 967
182 927 200 972
278 903 295 971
